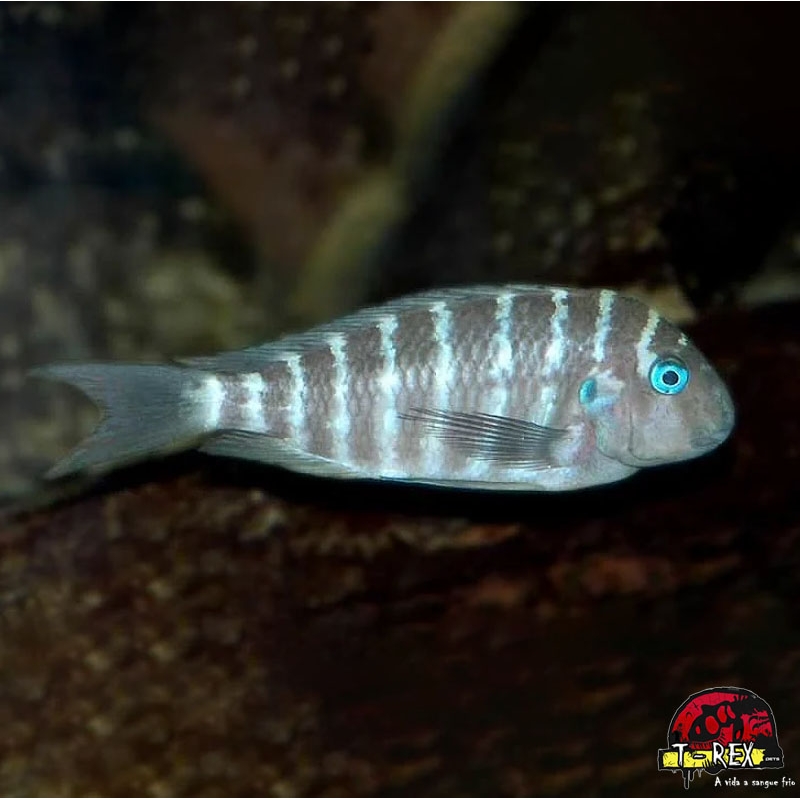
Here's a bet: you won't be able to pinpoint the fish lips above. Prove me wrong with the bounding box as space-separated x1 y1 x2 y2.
690 427 732 452
691 396 736 453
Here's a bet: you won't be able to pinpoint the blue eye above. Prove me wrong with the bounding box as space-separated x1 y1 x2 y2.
649 357 690 395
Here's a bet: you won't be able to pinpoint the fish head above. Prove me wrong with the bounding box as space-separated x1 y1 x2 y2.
623 342 735 467
580 318 735 469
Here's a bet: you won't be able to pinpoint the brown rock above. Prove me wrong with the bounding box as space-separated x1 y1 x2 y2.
1 300 798 795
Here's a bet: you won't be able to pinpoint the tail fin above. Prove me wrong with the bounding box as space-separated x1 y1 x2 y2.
30 363 213 479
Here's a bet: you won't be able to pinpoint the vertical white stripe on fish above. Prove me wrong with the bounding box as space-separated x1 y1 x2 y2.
592 289 615 363
201 375 226 431
243 372 267 432
376 314 400 467
490 291 515 416
539 288 569 425
328 332 350 463
432 300 455 408
285 352 307 447
635 307 662 379
427 300 454 473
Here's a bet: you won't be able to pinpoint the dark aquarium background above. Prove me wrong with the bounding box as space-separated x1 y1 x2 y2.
0 3 798 796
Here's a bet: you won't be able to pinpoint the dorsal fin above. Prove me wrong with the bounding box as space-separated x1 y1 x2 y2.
178 284 575 372
176 344 282 372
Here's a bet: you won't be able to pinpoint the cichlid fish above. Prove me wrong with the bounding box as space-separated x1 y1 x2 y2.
32 284 735 491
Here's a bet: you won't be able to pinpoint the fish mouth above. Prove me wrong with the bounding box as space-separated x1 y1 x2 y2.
617 399 735 467
691 401 736 452
622 426 732 465
691 428 732 451
617 452 667 468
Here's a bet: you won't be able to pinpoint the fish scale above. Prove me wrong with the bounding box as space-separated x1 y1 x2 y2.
343 323 381 466
30 284 736 492
393 307 439 472
299 346 336 459
505 292 553 427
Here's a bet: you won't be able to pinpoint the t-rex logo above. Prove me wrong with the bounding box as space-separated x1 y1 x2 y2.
658 687 784 789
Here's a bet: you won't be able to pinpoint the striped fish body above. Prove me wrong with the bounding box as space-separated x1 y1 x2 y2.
33 285 736 491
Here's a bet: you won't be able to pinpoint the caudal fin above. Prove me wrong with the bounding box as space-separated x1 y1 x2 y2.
30 363 213 479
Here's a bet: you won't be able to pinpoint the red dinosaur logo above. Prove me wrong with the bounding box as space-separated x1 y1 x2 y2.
658 687 785 789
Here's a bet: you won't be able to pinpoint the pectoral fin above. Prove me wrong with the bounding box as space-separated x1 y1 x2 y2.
399 408 567 468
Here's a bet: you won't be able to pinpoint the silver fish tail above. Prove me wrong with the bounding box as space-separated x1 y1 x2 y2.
30 363 215 478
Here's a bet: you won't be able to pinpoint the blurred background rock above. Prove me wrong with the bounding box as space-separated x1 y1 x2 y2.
1 3 799 794
3 2 800 500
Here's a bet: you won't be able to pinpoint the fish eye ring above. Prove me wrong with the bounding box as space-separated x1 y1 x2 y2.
649 357 690 395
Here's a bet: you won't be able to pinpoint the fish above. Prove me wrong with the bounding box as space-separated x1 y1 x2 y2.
30 284 735 491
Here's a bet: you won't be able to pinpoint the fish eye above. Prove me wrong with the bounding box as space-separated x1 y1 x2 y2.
649 357 690 395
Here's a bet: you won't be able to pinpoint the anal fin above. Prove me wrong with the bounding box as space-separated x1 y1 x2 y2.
200 430 365 480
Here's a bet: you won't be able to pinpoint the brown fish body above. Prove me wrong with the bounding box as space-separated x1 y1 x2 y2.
33 285 735 491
